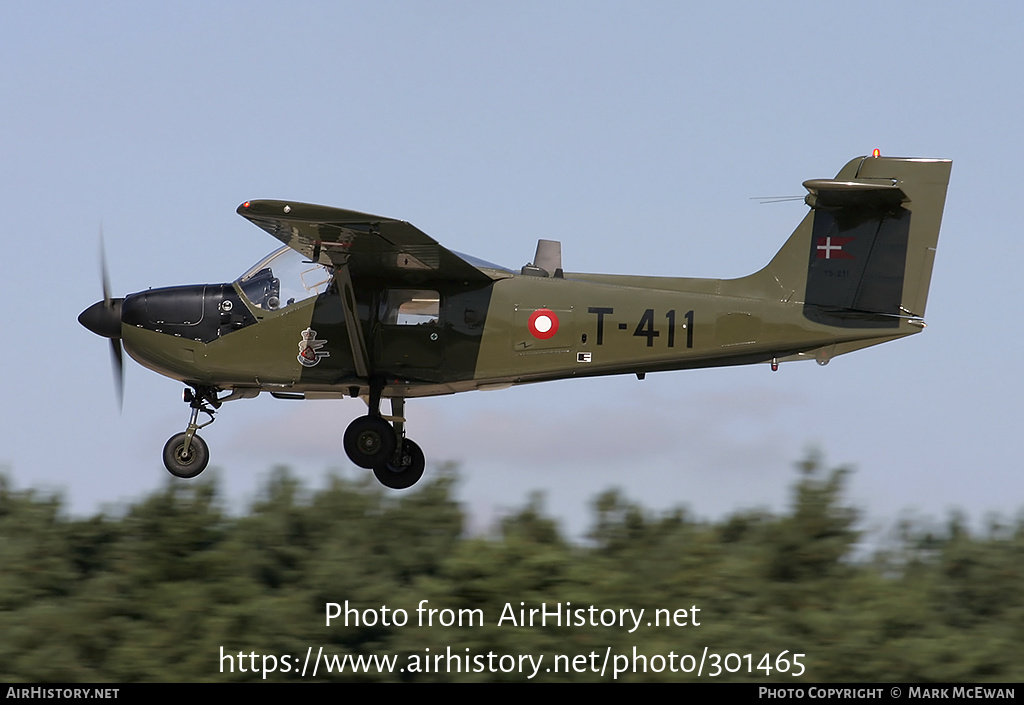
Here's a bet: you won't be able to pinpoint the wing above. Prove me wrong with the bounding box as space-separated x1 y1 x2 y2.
236 200 494 285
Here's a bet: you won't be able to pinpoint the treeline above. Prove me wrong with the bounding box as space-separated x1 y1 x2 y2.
0 457 1021 682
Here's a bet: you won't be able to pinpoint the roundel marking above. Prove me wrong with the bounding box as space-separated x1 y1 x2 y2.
528 308 559 340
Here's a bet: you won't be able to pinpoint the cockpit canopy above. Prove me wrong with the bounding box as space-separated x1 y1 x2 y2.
236 246 333 311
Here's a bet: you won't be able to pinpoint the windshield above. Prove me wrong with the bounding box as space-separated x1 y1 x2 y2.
236 246 333 311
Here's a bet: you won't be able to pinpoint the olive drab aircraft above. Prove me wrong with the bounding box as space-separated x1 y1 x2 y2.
79 154 951 489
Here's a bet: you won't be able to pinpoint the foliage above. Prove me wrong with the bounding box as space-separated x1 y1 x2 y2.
0 457 1020 682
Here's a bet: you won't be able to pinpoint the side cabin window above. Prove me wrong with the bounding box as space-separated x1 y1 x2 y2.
382 289 440 326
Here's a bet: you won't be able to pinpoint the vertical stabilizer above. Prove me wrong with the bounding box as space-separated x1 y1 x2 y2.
745 155 951 327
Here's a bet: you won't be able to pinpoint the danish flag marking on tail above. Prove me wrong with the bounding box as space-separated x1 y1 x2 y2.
816 236 855 260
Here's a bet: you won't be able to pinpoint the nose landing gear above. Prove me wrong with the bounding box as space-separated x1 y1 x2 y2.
162 386 220 479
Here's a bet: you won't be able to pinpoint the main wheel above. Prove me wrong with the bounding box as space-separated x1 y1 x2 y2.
163 432 209 479
373 438 425 490
344 415 397 469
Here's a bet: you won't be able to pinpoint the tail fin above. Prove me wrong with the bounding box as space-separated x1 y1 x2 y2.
750 155 951 328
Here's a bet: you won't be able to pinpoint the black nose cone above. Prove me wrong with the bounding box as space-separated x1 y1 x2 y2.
79 299 123 339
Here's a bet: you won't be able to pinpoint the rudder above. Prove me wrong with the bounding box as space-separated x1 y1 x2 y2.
846 155 951 322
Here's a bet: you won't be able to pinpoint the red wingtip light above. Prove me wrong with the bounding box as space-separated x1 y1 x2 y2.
872 148 881 158
242 201 250 208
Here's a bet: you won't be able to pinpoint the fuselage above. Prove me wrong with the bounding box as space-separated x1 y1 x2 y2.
115 252 919 400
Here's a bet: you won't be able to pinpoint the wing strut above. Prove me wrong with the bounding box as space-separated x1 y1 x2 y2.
334 264 370 379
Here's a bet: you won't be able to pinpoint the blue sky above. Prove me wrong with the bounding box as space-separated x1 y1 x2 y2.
2 2 1021 536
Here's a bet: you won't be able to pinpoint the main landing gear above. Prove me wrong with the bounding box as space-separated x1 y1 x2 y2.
163 386 220 479
343 382 425 489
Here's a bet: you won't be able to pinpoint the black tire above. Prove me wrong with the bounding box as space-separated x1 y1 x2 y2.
163 432 209 479
373 438 425 490
344 415 397 469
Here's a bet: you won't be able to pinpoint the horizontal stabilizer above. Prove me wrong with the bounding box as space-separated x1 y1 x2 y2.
802 179 906 209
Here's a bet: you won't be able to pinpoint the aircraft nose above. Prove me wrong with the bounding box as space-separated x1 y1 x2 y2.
78 299 123 339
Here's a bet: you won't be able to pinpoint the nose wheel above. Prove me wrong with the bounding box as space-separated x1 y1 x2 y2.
163 432 209 478
163 386 219 479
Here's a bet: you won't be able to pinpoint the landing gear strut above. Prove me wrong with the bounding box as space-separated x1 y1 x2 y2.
163 386 219 479
342 385 426 489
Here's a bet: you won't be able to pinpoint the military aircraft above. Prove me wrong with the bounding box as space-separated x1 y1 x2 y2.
79 154 951 489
